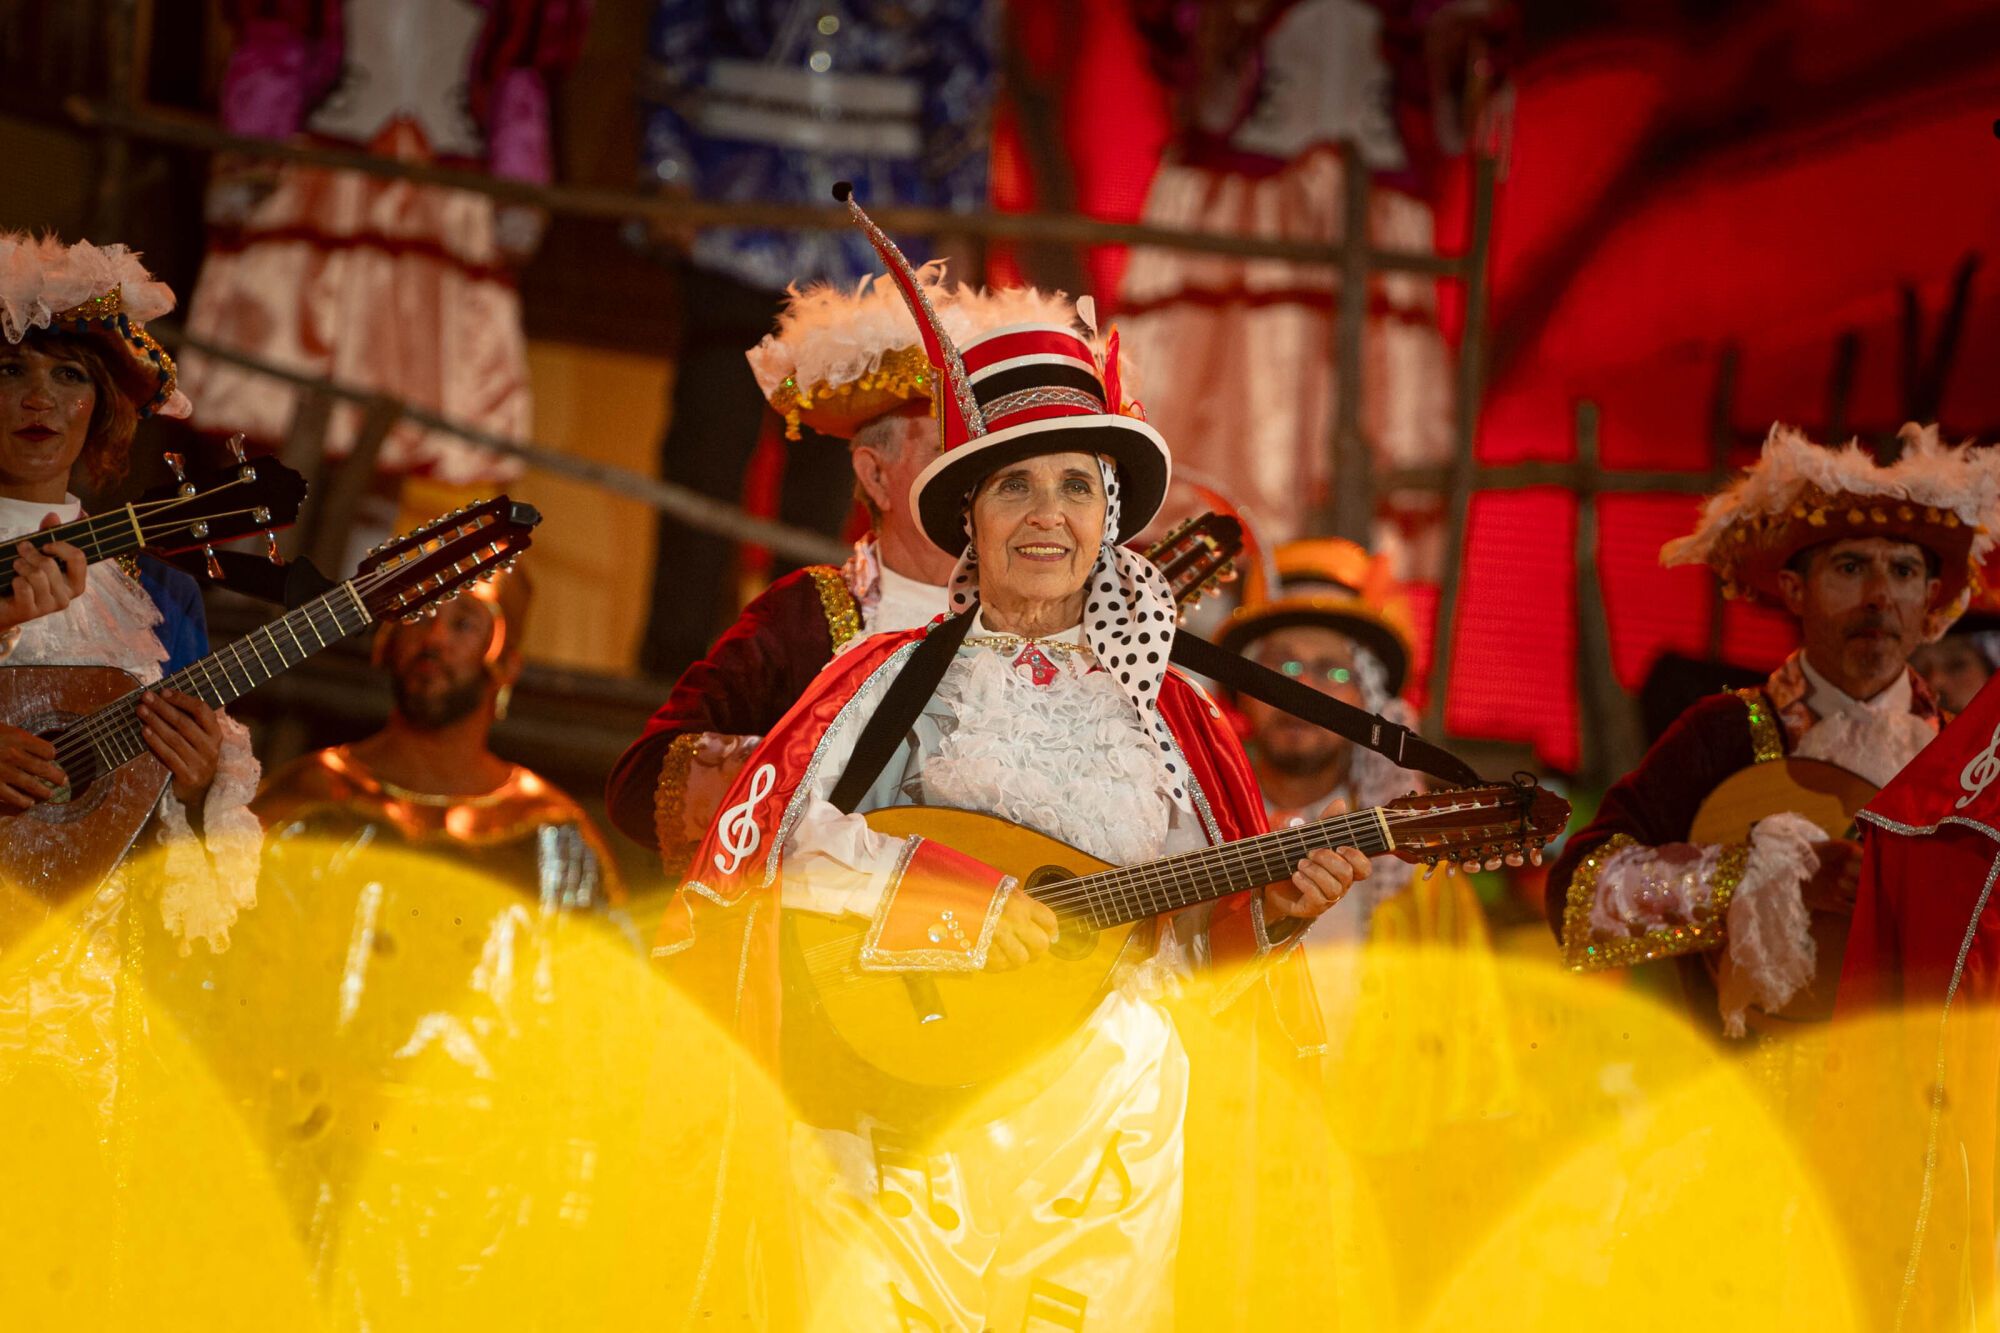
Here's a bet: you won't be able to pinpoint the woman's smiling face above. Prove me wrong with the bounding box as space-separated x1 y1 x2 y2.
0 342 97 495
968 452 1108 607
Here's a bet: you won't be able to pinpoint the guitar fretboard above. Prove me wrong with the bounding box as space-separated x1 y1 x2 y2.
0 507 149 592
1033 810 1397 929
61 582 374 776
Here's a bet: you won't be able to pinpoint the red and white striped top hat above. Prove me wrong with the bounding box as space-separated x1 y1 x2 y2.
834 184 1172 555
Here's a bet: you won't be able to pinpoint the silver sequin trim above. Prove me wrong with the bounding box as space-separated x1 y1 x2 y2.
983 385 1105 420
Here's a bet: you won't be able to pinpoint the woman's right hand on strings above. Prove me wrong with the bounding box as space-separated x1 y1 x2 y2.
0 515 86 633
0 723 65 809
984 892 1059 971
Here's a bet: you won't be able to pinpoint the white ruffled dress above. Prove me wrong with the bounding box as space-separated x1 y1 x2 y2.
780 611 1205 1331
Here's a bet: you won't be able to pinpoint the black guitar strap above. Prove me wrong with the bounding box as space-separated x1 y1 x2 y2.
829 612 1480 807
1168 629 1483 788
828 611 976 814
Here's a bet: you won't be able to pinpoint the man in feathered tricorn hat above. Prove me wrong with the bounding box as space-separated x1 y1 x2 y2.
605 270 1095 872
1550 423 2000 1041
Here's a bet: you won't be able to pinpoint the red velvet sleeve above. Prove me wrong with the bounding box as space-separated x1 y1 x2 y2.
1543 693 1761 940
604 570 839 848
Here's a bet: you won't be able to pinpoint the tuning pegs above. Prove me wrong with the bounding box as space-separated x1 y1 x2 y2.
163 450 186 481
225 433 247 464
202 545 224 579
264 531 284 564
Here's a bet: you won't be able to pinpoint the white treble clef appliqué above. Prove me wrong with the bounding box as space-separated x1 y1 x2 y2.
714 763 778 874
1958 722 2000 810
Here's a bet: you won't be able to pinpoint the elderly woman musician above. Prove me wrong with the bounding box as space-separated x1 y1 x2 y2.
656 196 1369 1331
0 234 260 948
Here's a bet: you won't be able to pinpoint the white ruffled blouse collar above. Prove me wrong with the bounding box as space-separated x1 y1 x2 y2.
0 491 83 540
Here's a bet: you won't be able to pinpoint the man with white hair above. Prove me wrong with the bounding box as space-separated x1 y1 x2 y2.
605 274 1081 871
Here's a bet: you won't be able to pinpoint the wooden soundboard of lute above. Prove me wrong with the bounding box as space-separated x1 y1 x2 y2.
1687 756 1879 1024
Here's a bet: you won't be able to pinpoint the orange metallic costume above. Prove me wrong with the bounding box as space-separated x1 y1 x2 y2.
256 745 624 911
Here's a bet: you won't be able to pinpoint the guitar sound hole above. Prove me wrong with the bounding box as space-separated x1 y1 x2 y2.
38 730 101 804
1049 921 1097 962
1026 865 1097 961
17 718 104 817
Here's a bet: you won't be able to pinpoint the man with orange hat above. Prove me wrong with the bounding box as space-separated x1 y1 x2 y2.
605 273 1085 874
255 564 624 910
1218 537 1429 939
1220 537 1516 1215
1551 423 2000 1040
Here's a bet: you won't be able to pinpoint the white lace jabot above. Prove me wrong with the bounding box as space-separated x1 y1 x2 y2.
919 611 1189 867
1798 652 1913 720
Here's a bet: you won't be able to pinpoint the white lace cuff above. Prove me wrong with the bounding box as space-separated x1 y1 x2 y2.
151 710 262 953
1716 812 1822 1037
1561 835 1746 971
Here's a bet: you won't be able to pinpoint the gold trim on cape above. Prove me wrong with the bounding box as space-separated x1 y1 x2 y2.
806 565 862 651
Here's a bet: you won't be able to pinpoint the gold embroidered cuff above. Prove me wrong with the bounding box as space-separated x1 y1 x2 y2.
1560 834 1750 971
654 733 702 877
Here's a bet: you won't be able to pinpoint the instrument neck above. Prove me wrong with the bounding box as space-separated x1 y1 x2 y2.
0 508 142 593
72 582 375 771
1038 809 1396 929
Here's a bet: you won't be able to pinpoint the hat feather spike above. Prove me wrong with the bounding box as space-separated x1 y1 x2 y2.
832 182 985 449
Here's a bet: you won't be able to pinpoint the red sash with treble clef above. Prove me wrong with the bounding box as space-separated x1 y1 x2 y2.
649 618 1320 1063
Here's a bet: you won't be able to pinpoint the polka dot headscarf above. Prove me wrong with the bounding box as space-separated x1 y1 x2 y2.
947 456 1187 803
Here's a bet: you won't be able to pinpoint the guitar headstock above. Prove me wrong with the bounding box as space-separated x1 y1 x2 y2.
1381 780 1571 868
1143 511 1243 611
353 498 541 622
134 446 309 555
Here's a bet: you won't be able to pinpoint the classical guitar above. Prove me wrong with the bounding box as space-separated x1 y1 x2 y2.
785 782 1569 1098
1686 756 1878 1024
0 439 307 594
1142 511 1242 610
0 498 540 899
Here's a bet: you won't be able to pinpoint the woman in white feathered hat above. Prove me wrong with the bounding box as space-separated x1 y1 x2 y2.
0 234 261 953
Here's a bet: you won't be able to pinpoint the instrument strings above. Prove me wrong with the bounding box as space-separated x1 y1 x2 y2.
1030 806 1435 919
0 480 262 584
793 804 1469 972
44 558 408 771
47 523 513 774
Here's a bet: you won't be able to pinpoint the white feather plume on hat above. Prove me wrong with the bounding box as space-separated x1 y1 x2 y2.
0 232 189 417
746 264 1105 439
0 234 178 340
1662 422 2000 638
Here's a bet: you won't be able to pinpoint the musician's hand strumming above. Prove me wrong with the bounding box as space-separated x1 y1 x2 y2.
682 732 762 845
0 722 65 808
985 891 1059 971
0 516 86 633
1801 838 1863 915
137 687 224 807
1265 796 1373 921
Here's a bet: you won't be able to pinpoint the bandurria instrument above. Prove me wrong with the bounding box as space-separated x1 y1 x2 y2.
785 781 1569 1097
0 438 307 594
1687 756 1877 1024
0 498 540 899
